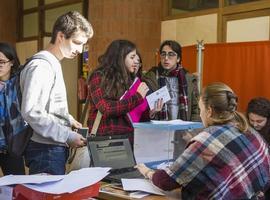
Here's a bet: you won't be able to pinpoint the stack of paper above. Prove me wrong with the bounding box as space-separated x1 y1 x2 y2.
122 179 164 196
151 119 196 125
0 167 110 194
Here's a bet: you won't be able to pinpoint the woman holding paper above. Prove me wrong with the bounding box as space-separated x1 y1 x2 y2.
136 82 270 199
87 40 151 143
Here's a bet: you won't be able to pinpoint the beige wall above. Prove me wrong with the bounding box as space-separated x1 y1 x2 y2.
161 14 218 46
61 58 79 118
16 41 38 63
161 12 270 46
227 16 270 42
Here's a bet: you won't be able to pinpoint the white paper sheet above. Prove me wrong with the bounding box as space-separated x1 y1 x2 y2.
146 86 171 110
129 191 150 198
23 167 110 194
156 161 174 170
122 179 164 196
0 174 65 186
151 119 196 125
0 186 13 200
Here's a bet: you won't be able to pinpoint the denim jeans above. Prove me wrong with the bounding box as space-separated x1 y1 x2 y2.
0 153 25 175
25 141 68 175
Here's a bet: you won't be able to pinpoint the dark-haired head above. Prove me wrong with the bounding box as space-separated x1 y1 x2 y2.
97 39 137 98
159 40 182 62
247 97 270 119
0 42 20 78
200 82 248 132
246 97 270 132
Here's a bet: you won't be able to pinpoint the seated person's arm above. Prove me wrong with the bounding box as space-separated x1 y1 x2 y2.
152 169 180 191
135 164 180 191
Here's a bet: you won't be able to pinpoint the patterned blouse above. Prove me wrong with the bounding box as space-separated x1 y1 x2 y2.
87 71 144 141
0 74 26 151
153 124 270 199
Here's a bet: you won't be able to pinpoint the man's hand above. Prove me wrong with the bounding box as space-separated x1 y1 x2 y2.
150 98 164 119
67 132 86 148
71 119 82 129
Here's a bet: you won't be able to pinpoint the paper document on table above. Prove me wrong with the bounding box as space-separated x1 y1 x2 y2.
146 86 171 110
0 174 65 186
156 161 174 170
23 167 110 194
129 191 150 198
122 179 164 196
151 119 196 125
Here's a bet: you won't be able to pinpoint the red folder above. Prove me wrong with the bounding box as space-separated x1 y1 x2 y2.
122 78 149 122
13 182 100 200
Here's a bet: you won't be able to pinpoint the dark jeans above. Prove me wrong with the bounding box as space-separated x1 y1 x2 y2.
25 141 68 175
0 153 25 175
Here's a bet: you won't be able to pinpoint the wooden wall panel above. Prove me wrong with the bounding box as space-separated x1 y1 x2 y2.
161 13 218 47
88 0 163 71
0 0 17 44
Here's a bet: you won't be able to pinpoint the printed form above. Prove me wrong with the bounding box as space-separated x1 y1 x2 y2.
146 86 171 110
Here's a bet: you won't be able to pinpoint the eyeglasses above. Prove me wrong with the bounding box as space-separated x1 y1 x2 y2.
160 51 177 59
0 60 11 66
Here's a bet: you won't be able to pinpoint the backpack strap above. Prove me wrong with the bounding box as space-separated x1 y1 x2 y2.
17 54 56 106
79 72 102 134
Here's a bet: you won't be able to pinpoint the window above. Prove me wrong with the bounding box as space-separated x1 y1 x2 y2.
45 3 83 33
171 0 218 15
169 0 264 16
18 0 87 50
225 0 261 6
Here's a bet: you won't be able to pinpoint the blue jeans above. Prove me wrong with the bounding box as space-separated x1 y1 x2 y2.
25 141 68 175
0 153 25 175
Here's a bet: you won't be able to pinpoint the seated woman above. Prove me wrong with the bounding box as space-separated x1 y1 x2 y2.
136 82 270 199
247 97 270 144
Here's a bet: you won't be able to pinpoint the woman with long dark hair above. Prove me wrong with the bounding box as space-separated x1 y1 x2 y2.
87 40 149 142
0 42 25 175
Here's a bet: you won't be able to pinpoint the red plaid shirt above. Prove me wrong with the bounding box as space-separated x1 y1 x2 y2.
87 72 144 138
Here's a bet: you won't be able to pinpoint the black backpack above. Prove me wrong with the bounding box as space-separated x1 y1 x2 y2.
3 54 54 157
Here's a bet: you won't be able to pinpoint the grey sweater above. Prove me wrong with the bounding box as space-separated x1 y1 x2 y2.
20 51 77 146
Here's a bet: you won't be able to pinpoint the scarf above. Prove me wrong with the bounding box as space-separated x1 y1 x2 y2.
157 64 189 120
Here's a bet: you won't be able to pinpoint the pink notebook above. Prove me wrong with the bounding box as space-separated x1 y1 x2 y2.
121 78 149 122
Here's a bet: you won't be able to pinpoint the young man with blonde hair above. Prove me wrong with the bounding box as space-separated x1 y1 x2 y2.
20 11 93 175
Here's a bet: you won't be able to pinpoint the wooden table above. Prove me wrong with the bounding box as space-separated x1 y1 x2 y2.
97 183 181 200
